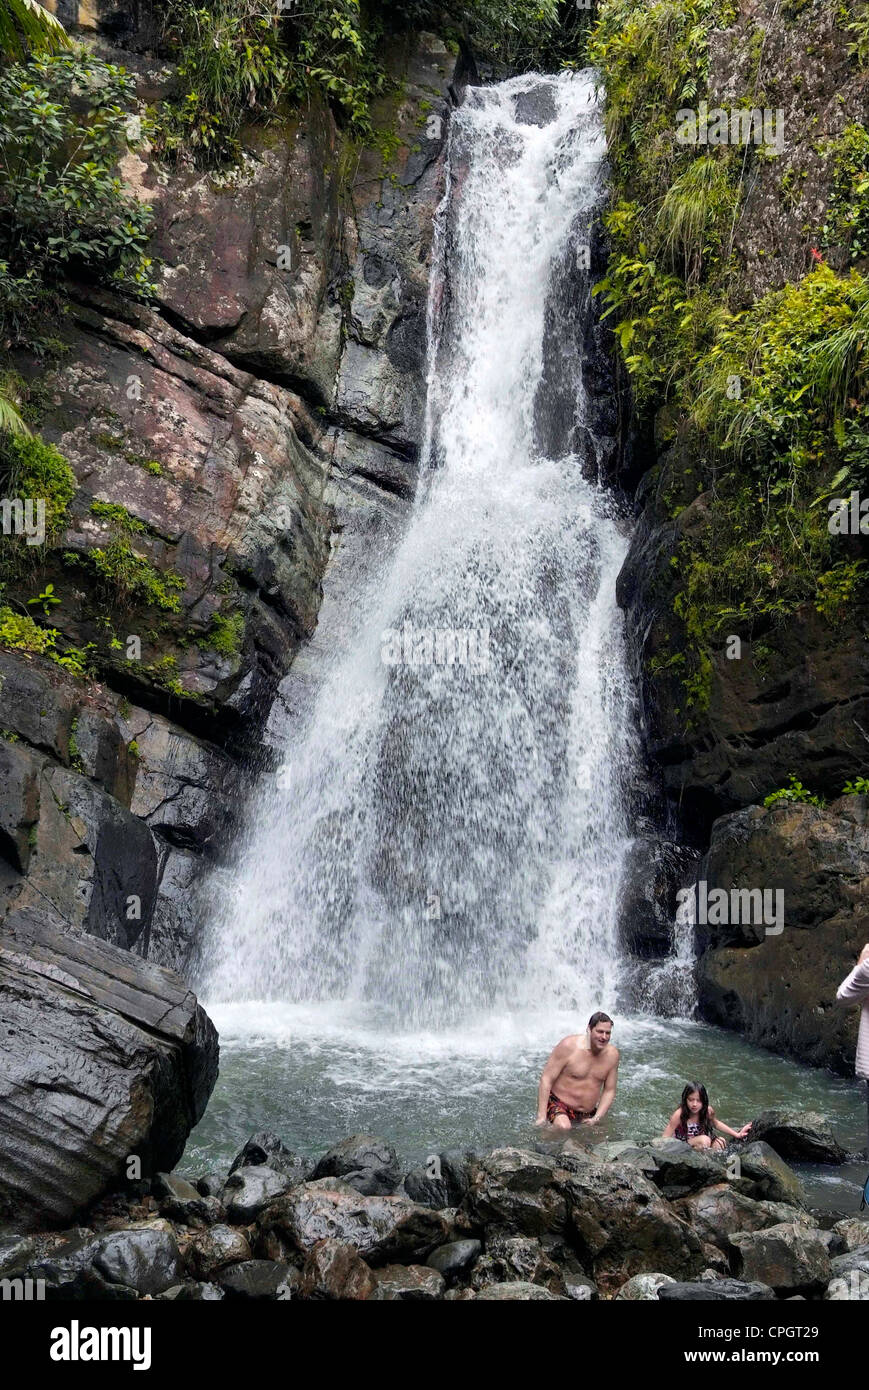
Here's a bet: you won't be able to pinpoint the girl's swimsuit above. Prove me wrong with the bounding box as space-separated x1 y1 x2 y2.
675 1119 706 1141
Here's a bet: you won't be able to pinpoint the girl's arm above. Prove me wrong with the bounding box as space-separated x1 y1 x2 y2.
662 1108 680 1138
709 1107 752 1139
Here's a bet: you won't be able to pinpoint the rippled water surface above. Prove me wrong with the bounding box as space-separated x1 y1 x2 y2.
183 1005 869 1217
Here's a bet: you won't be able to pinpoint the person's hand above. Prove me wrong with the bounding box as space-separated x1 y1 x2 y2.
533 1116 547 1127
858 943 869 965
581 1116 599 1126
737 1123 752 1138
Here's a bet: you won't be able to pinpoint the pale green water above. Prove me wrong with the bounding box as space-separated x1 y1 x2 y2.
182 1003 869 1218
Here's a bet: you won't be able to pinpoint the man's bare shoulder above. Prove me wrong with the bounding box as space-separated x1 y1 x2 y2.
554 1033 583 1051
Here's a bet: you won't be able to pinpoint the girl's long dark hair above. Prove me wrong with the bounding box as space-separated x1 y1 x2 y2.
680 1082 713 1136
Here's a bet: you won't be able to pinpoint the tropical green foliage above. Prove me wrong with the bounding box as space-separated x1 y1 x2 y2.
0 0 68 60
156 0 292 162
0 49 154 340
590 0 869 719
821 122 869 261
763 774 827 808
155 0 587 165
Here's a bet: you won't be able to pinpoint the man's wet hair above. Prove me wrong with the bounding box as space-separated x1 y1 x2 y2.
588 1011 613 1031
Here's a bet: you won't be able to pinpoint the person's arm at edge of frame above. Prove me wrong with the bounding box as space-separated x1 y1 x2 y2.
836 943 869 1005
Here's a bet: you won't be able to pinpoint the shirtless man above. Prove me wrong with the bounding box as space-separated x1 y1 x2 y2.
534 1012 619 1128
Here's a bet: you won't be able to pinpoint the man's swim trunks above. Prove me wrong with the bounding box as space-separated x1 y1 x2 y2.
546 1092 597 1125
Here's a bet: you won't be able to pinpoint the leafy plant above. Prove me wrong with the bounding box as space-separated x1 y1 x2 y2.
0 0 68 60
0 49 154 340
27 581 59 618
156 0 291 162
842 775 869 794
763 774 826 809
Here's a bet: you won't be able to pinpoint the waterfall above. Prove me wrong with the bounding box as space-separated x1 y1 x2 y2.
202 70 641 1031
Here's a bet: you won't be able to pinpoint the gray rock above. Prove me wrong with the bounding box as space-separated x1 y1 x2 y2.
470 1234 565 1296
218 1260 296 1300
299 1239 377 1300
0 908 217 1229
734 1142 804 1206
659 1279 776 1301
426 1239 481 1279
830 1217 869 1254
188 1224 252 1279
829 1245 869 1279
228 1132 313 1184
474 1282 566 1300
196 1173 226 1198
221 1165 292 1222
159 1193 223 1227
564 1273 599 1300
730 1222 832 1293
91 1227 181 1296
157 1281 224 1301
313 1134 402 1196
372 1264 445 1301
152 1173 200 1201
260 1178 448 1265
749 1111 847 1166
616 1273 677 1300
402 1152 470 1209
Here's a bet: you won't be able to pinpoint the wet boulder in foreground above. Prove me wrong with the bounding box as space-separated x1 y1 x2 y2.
0 907 218 1230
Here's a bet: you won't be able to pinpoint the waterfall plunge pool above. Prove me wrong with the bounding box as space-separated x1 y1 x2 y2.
182 1004 869 1218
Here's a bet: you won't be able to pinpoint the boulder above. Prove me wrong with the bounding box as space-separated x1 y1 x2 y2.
732 1142 804 1206
196 1174 226 1198
562 1163 702 1292
187 1224 252 1279
748 1111 847 1165
371 1264 445 1301
730 1222 832 1294
313 1134 401 1196
159 1193 223 1228
658 1279 776 1301
152 1173 200 1202
218 1260 296 1300
829 1245 869 1280
460 1148 569 1237
674 1184 811 1252
402 1152 471 1209
469 1234 565 1296
616 1272 676 1300
19 1224 180 1299
221 1165 293 1223
695 805 869 1074
647 1140 728 1199
228 1131 313 1184
474 1282 565 1300
157 1281 224 1301
259 1178 448 1266
0 908 217 1229
426 1239 481 1279
825 1249 869 1299
830 1217 869 1254
299 1239 377 1300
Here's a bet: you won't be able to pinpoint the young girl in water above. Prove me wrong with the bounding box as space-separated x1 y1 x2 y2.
663 1082 752 1150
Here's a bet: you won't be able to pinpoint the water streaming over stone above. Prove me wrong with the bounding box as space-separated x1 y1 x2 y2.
202 70 642 1029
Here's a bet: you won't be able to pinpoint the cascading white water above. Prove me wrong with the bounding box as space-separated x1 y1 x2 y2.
202 70 641 1030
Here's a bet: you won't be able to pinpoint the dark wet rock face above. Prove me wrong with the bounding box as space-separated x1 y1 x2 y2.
0 30 456 978
695 803 869 1074
312 1134 403 1196
0 908 217 1230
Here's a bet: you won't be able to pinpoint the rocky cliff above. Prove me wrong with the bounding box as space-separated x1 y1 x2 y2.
0 17 460 977
596 0 869 1072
